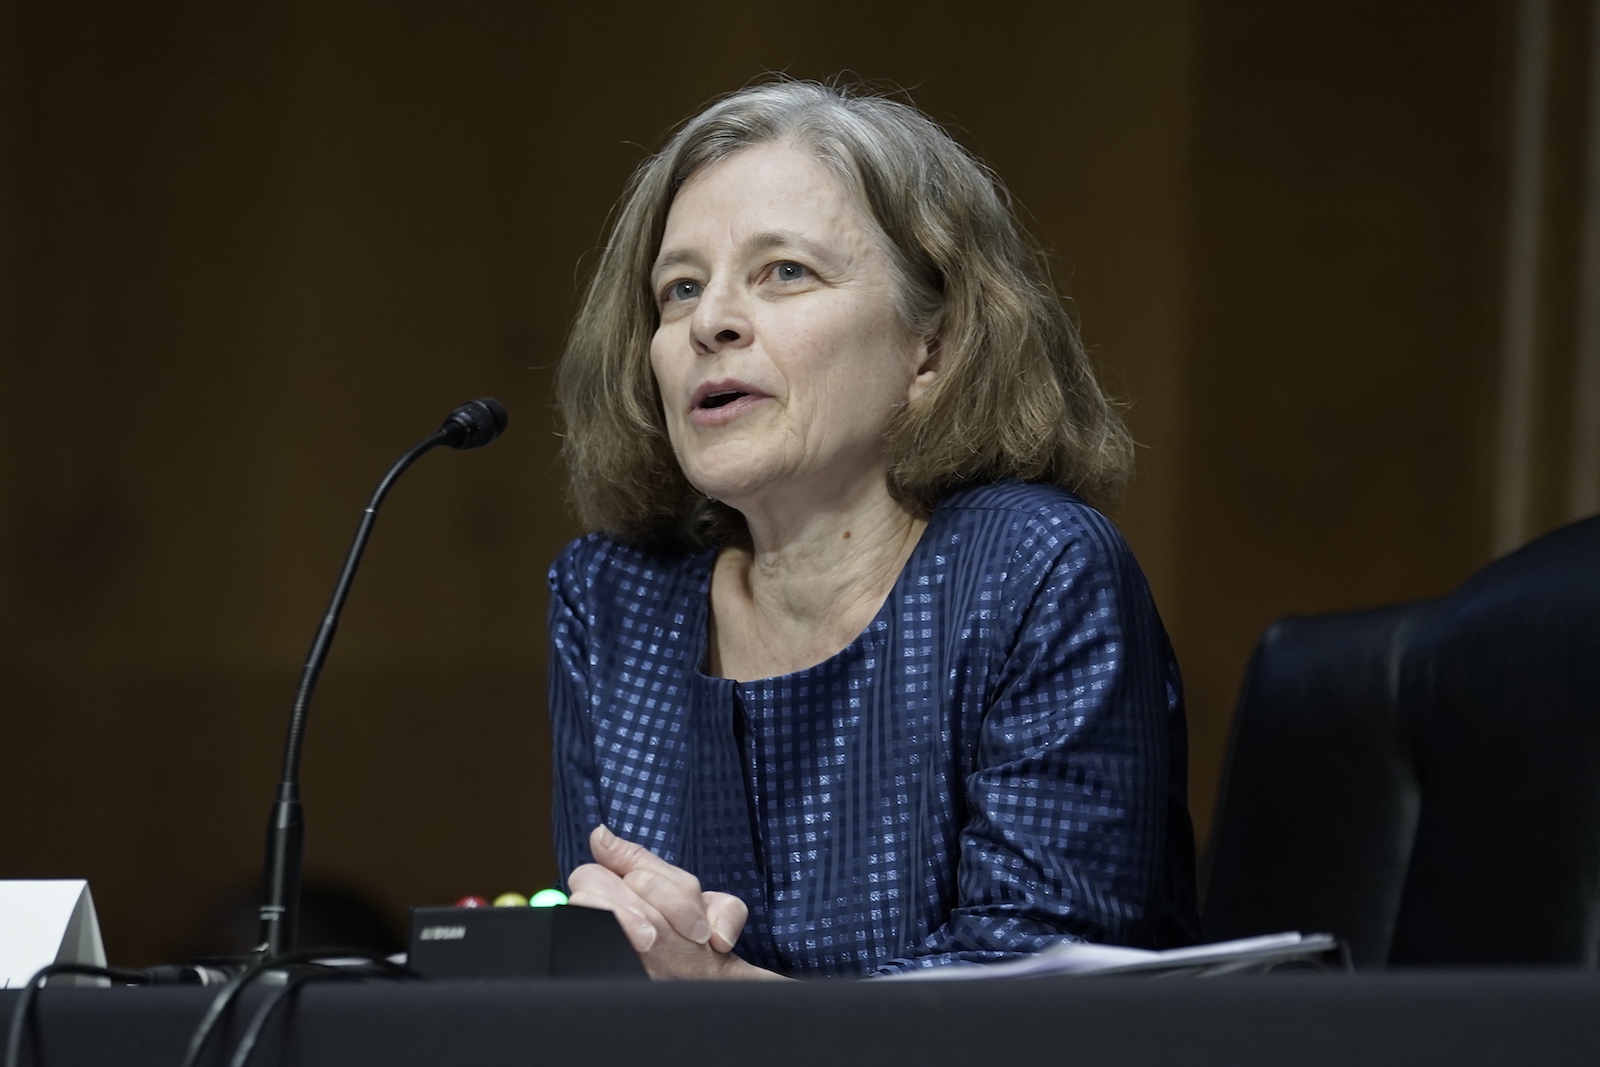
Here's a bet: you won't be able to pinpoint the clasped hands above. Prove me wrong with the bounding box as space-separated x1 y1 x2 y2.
566 825 783 980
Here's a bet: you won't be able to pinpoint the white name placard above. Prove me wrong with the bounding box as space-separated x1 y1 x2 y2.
0 880 107 988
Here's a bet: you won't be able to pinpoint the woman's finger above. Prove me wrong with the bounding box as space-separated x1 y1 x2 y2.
590 825 710 944
703 892 748 953
622 866 711 944
589 825 702 893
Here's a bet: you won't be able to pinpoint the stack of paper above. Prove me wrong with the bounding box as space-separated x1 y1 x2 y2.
884 932 1340 981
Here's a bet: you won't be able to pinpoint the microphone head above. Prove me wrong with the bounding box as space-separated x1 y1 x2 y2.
439 398 508 450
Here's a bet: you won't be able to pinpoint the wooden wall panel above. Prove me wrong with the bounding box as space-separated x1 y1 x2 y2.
1177 0 1512 830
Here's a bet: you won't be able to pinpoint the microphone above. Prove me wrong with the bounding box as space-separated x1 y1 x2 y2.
438 397 508 450
257 399 509 960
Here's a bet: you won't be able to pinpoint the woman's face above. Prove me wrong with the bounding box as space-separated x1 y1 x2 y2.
649 142 937 519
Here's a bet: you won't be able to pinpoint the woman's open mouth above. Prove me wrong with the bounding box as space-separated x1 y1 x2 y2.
700 390 748 409
690 381 766 425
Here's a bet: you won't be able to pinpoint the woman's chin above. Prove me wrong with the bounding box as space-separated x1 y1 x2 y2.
683 462 787 512
687 476 763 511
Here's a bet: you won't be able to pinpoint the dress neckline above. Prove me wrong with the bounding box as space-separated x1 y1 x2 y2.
692 498 952 686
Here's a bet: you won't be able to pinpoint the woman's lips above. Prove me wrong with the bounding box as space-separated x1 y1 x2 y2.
689 380 769 426
690 391 767 427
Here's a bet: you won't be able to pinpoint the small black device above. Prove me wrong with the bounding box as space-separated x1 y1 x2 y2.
407 904 647 980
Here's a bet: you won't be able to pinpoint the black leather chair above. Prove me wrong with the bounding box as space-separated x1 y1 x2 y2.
1201 515 1600 967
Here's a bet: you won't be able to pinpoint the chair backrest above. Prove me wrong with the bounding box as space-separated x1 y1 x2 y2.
1202 515 1600 966
1201 603 1427 966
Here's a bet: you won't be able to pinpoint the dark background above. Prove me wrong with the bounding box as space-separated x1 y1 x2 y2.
2 0 1594 965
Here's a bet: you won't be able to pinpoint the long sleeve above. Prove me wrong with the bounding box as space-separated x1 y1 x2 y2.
545 536 714 889
871 505 1189 973
547 545 603 888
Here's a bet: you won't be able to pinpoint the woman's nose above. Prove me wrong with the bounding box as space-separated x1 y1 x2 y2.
690 283 752 354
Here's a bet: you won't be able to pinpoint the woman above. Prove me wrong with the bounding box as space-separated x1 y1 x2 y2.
550 80 1198 979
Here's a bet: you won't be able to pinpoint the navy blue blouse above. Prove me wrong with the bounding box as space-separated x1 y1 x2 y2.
547 480 1197 976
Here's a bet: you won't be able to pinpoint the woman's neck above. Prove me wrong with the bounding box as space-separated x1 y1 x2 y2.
707 482 927 681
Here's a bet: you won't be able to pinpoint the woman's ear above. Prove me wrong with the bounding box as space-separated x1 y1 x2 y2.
907 331 943 403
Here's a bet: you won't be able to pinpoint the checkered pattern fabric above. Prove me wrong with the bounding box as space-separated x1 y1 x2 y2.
548 481 1197 976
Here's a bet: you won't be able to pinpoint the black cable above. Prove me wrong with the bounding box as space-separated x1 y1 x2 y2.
3 963 147 1067
226 955 416 1067
181 949 415 1067
225 974 302 1067
177 957 278 1067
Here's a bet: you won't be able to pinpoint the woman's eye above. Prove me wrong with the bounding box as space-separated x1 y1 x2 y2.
664 279 702 303
772 261 808 283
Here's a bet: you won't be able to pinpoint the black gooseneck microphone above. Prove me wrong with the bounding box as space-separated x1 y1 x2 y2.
257 398 509 960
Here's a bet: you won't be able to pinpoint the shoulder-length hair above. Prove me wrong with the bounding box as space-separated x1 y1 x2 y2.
556 79 1134 547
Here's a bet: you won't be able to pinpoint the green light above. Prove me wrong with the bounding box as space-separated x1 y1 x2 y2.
529 888 568 908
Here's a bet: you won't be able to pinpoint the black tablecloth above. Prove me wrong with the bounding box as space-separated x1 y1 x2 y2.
3 971 1597 1066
